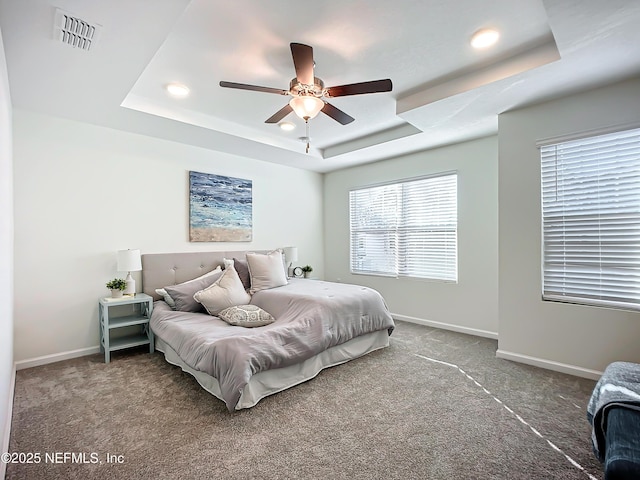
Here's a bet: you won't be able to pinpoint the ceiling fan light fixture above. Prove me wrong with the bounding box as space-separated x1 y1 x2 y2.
289 95 324 120
470 29 500 49
165 82 190 97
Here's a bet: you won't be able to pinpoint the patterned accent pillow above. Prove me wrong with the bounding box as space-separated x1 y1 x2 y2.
218 305 275 328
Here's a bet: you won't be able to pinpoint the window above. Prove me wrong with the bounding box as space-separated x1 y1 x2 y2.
540 126 640 310
349 173 457 281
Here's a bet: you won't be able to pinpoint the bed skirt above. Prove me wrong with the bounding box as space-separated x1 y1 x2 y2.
154 329 390 410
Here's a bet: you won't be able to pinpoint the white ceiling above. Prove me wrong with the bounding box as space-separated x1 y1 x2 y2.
1 0 640 173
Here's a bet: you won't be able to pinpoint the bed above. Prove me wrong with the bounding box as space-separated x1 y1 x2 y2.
142 250 395 411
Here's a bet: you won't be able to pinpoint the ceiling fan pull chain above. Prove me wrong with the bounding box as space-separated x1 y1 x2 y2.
305 119 310 154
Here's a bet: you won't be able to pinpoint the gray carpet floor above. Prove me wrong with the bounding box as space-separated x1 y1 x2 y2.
6 321 603 480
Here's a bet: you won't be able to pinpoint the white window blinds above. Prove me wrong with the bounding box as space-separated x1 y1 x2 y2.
540 127 640 310
349 173 457 281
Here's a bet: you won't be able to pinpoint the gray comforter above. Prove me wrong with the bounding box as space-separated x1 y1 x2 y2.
150 278 395 411
587 361 640 461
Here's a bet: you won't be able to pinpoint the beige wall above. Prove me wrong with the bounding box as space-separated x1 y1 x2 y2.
12 110 324 364
0 25 14 474
324 136 499 337
497 77 640 377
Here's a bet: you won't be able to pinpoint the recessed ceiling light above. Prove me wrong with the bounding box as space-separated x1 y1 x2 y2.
279 122 295 131
470 29 500 49
165 83 190 97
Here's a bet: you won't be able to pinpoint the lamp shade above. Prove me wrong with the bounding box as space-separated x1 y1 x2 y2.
117 249 142 272
283 246 298 264
289 95 324 120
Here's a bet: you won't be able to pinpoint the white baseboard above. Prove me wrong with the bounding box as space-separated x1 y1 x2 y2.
1 362 16 480
496 349 603 380
392 313 498 340
15 346 100 371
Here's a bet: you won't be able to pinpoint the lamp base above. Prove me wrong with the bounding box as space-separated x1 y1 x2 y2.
124 272 136 296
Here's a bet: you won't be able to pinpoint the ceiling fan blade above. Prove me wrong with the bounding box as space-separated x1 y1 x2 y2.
219 81 288 95
325 79 393 97
321 102 355 125
290 43 314 85
265 104 293 124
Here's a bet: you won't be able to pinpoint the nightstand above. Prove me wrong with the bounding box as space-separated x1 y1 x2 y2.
98 293 154 363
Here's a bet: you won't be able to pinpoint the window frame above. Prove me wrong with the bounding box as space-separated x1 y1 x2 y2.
539 125 640 311
349 171 458 282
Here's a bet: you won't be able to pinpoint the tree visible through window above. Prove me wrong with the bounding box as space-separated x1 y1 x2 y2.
540 126 640 310
349 173 457 282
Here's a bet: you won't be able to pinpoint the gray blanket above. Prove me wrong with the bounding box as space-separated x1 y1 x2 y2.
150 278 395 411
587 361 640 461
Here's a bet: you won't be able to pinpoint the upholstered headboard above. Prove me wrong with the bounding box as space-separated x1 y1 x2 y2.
141 250 267 300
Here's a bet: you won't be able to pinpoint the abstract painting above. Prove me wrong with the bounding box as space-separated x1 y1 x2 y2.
189 171 252 242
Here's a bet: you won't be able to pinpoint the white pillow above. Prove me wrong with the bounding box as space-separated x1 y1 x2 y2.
246 250 288 294
155 266 222 308
193 264 251 316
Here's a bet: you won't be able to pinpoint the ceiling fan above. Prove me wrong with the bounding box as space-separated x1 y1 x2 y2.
219 42 392 152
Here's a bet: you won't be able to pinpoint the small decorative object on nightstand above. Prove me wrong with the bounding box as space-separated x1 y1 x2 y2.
98 293 154 363
301 265 313 278
106 278 126 298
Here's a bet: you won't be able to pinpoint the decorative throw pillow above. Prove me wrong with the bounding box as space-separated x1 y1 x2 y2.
163 267 223 312
193 264 251 316
246 250 288 294
218 305 275 327
155 288 176 307
232 257 251 290
222 257 251 291
156 266 222 308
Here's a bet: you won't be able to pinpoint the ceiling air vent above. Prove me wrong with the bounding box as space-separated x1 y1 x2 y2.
54 9 102 51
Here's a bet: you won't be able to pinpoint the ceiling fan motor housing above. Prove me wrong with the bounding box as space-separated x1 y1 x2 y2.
289 77 325 97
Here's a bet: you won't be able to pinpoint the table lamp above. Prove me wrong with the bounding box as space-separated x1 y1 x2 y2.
283 246 298 277
117 249 142 296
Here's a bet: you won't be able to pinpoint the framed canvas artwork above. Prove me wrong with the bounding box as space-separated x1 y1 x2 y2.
189 171 253 242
